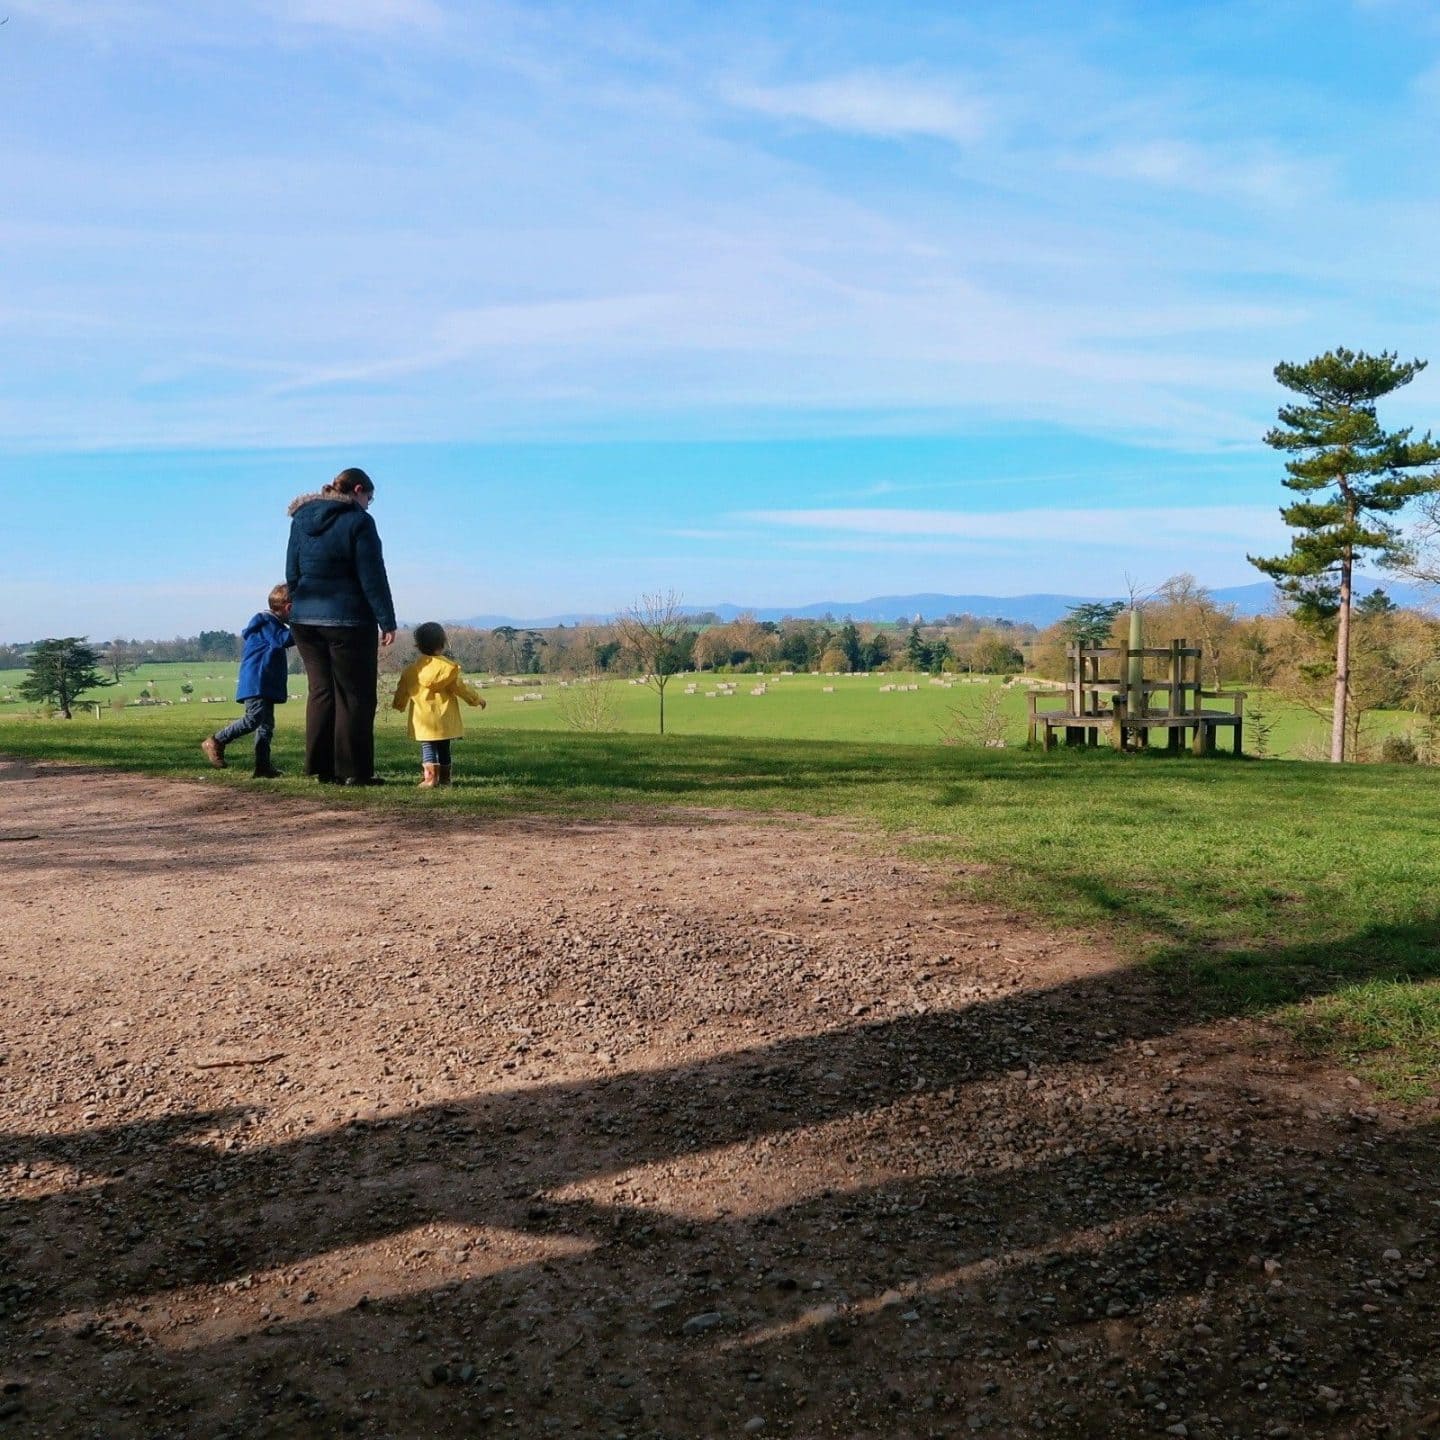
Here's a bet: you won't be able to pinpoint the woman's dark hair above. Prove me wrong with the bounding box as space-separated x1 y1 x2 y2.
414 622 447 656
329 467 374 497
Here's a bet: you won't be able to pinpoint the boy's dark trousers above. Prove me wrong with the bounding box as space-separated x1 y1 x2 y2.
290 623 378 782
213 699 276 769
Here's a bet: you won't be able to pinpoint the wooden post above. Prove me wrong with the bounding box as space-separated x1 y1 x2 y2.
1126 607 1143 750
1167 639 1182 752
1026 691 1038 747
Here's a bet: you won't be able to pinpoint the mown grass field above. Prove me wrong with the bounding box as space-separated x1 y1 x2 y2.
0 661 1421 756
3 662 1438 1098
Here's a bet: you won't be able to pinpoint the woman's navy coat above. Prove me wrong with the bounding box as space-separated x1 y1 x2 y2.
285 493 397 632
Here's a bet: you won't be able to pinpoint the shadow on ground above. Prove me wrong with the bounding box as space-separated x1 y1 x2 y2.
4 945 1438 1438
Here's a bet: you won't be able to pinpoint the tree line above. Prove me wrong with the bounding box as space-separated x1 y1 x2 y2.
11 346 1440 757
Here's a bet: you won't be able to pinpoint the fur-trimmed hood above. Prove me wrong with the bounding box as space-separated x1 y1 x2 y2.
287 490 364 537
285 487 396 633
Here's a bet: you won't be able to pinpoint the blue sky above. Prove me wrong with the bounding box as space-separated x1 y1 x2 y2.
3 0 1439 638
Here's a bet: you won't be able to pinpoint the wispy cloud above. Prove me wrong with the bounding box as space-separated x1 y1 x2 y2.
273 294 687 393
725 71 989 145
744 506 1287 554
1064 139 1327 208
4 0 154 25
1 0 1434 464
264 0 445 34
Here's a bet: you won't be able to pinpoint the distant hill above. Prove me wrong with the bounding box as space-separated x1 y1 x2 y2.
449 576 1434 631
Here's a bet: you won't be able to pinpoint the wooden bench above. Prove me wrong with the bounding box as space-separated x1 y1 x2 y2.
1025 639 1246 756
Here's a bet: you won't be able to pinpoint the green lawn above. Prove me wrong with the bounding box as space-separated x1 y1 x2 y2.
0 662 1421 758
4 677 1439 1098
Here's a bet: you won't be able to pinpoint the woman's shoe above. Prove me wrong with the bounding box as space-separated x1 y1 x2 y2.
344 775 387 787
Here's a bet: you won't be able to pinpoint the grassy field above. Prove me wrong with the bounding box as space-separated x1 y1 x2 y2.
0 661 1421 758
3 668 1438 1098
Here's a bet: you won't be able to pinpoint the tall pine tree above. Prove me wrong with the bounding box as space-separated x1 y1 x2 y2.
1250 349 1440 762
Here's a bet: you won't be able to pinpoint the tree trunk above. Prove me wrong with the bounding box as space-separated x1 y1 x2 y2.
1331 549 1352 763
658 680 666 735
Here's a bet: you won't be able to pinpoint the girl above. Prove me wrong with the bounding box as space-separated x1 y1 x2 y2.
391 623 486 787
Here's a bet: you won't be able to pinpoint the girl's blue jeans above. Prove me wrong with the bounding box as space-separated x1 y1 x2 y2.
420 739 452 764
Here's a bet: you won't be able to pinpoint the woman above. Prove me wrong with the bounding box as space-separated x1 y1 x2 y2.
285 468 397 785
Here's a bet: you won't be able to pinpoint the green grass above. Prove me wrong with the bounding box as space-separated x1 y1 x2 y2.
1282 980 1440 1102
1 662 1422 758
4 678 1439 1096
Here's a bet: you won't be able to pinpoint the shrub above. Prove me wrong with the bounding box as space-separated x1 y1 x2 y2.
1381 733 1420 765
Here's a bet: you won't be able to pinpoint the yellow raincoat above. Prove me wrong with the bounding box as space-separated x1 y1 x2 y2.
391 654 484 741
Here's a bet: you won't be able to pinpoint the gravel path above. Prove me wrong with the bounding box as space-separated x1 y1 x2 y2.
1 756 1436 1438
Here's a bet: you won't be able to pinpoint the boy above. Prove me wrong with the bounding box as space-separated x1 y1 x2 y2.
201 583 294 778
391 622 486 787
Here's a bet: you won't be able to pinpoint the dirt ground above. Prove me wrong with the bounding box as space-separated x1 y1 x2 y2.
1 755 1437 1440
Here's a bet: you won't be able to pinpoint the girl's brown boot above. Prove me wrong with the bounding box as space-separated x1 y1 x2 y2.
437 764 453 787
418 763 439 788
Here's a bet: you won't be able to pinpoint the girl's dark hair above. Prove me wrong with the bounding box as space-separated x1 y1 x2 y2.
414 622 447 656
329 467 374 497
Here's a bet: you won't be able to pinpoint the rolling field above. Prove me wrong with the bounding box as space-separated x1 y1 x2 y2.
0 661 1421 757
3 661 1439 1095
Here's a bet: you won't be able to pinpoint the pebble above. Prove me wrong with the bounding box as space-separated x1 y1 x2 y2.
9 771 1439 1440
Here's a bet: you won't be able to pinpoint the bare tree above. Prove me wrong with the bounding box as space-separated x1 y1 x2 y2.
939 685 1011 749
105 638 141 684
616 590 688 734
1393 492 1440 592
554 624 621 732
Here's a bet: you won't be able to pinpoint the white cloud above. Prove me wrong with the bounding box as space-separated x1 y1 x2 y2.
744 505 1287 554
726 71 989 145
3 0 153 25
1065 139 1326 208
265 0 445 33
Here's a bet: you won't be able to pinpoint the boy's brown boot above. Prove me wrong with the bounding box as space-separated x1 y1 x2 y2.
418 763 439 788
201 736 226 769
437 764 453 787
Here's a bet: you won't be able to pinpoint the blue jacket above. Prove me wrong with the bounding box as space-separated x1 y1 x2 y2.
285 493 397 632
236 610 294 702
